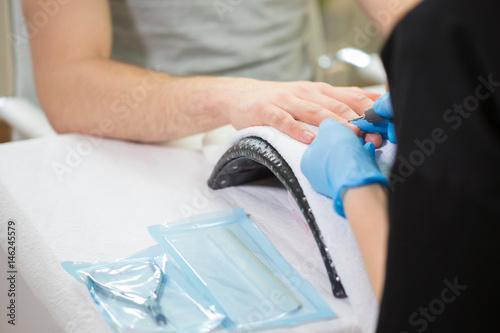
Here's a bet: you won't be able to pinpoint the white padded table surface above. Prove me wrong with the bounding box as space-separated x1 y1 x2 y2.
0 134 363 333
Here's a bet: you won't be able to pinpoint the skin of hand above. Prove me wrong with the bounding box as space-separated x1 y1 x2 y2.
218 78 383 145
22 0 382 146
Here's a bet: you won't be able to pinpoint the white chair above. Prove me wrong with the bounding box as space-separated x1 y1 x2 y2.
0 0 56 141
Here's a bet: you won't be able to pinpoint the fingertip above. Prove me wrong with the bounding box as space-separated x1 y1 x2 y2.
345 123 362 136
366 141 375 149
364 141 376 155
362 132 383 148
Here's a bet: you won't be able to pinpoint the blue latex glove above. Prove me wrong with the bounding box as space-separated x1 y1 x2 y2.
301 119 388 217
353 92 396 143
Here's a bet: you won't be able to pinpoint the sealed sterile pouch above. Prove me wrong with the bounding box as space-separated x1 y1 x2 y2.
62 246 225 333
148 208 335 332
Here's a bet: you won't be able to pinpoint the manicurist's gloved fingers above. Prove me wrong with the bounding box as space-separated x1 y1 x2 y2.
387 122 396 144
373 92 396 143
363 141 376 156
350 92 397 144
372 92 394 119
301 118 388 217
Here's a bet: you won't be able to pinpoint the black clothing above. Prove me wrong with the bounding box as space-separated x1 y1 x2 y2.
378 0 500 332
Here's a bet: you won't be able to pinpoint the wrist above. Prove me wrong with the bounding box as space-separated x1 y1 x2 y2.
327 151 388 217
343 183 387 217
180 76 234 126
202 76 257 126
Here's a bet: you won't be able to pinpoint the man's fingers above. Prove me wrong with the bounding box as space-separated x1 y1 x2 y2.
342 86 381 102
291 83 361 119
265 105 316 144
345 122 363 137
313 84 378 115
304 91 360 120
276 95 354 126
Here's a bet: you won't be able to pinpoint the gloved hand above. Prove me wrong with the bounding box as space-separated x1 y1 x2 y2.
352 92 396 143
301 119 388 217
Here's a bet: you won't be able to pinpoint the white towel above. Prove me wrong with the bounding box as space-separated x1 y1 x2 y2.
208 125 396 333
0 132 394 333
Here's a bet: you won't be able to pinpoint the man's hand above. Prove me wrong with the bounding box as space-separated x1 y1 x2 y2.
215 78 382 145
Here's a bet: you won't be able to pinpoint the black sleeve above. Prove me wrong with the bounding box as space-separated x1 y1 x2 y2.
377 0 500 332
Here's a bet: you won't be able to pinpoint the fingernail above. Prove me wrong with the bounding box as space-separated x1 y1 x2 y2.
345 123 361 134
301 130 315 143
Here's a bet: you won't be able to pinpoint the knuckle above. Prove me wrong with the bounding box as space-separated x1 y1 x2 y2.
262 104 279 117
354 94 372 105
292 82 313 94
307 103 325 115
287 120 302 135
333 103 352 116
270 110 292 126
314 82 332 91
251 101 268 114
274 91 292 101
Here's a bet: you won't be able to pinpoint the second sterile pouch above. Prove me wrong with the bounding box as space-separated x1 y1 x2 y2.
62 246 225 333
148 208 335 332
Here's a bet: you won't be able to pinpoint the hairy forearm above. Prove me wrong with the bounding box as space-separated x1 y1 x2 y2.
37 58 231 142
343 184 388 300
356 0 422 36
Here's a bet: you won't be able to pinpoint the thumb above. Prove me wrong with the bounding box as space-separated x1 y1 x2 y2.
363 141 376 157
